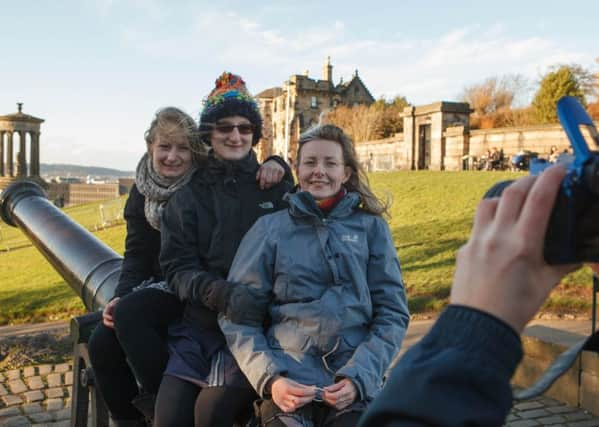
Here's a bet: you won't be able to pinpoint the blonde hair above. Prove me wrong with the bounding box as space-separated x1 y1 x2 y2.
297 124 389 216
145 107 207 162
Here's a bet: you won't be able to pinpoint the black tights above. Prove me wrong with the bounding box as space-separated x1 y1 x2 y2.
155 375 257 427
88 288 182 420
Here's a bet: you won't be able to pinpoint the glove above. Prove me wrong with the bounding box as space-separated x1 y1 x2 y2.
200 279 266 326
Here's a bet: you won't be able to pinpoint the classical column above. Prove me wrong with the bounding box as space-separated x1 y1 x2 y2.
34 132 40 176
7 132 13 177
30 132 38 176
0 131 4 176
18 131 27 176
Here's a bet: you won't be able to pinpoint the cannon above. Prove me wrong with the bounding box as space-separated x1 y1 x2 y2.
1 179 123 427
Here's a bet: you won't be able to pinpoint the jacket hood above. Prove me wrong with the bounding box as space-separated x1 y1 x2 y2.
285 189 361 221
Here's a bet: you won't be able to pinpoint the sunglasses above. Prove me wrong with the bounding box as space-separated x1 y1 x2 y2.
213 123 255 135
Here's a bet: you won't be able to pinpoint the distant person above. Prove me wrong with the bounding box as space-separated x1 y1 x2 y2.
155 72 294 427
358 164 589 426
220 124 409 426
88 106 287 427
549 145 559 163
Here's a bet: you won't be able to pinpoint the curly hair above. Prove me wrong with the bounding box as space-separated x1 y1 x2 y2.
145 107 206 162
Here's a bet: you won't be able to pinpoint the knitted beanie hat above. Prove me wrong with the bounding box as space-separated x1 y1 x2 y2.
199 72 262 146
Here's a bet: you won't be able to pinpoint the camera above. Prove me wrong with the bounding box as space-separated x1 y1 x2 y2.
484 96 599 264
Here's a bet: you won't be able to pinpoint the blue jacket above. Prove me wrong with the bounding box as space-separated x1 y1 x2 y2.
358 305 523 427
219 190 410 400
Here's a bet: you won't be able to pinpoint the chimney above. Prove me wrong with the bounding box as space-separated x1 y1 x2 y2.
323 56 333 82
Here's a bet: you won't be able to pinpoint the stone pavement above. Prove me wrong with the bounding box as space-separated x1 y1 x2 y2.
1 319 599 426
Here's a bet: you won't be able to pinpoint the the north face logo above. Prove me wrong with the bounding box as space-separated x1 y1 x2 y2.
259 201 274 209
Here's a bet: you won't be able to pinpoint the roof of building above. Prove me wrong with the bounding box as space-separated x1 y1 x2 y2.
335 73 375 103
255 87 283 99
0 104 44 123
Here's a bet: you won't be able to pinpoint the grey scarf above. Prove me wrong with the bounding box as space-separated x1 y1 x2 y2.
135 153 196 230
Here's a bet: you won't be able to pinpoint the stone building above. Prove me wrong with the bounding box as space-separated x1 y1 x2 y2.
0 103 44 190
256 58 375 161
47 182 120 207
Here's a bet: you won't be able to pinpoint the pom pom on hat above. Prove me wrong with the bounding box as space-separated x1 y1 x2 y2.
199 72 262 146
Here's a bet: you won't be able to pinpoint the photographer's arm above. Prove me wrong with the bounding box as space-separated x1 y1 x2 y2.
359 165 581 427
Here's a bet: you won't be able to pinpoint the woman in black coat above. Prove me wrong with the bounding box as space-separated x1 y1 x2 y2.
154 72 293 427
88 106 288 427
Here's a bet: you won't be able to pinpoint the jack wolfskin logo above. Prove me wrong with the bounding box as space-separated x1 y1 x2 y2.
259 201 274 209
341 234 358 243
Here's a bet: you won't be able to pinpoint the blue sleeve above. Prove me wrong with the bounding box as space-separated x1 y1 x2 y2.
336 216 410 401
358 305 523 427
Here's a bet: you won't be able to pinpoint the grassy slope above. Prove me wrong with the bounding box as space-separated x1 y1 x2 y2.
0 172 594 325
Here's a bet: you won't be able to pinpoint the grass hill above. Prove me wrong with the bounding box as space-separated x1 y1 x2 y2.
40 163 134 178
0 171 594 325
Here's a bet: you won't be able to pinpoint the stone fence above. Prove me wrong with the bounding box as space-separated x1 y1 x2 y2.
0 362 73 426
355 118 599 172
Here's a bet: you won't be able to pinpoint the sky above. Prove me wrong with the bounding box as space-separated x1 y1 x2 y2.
1 0 597 171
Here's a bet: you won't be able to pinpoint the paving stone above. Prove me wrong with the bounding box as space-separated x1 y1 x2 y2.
22 402 42 414
536 415 565 424
538 396 562 407
1 395 23 406
63 371 73 386
28 411 53 423
37 365 52 376
23 390 44 402
506 419 541 426
0 383 8 396
22 366 36 378
567 420 599 427
45 398 63 411
564 411 594 421
8 379 27 394
46 374 62 388
0 406 20 417
49 420 71 427
517 408 551 419
26 376 44 390
0 415 30 426
5 370 20 381
547 405 579 414
53 364 70 374
514 401 545 411
45 388 64 399
52 407 71 421
506 413 520 422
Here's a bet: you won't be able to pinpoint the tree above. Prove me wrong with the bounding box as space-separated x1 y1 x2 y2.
532 65 589 124
460 74 528 116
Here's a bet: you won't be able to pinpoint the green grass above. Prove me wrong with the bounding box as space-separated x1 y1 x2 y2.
0 172 595 325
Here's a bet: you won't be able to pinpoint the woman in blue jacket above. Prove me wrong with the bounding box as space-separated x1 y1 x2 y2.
220 124 410 427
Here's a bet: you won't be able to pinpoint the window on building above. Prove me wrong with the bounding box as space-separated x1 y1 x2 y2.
354 86 359 94
311 96 317 108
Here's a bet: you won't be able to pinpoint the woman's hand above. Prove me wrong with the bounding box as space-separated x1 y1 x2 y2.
271 377 315 413
323 378 358 410
102 297 120 328
256 159 285 190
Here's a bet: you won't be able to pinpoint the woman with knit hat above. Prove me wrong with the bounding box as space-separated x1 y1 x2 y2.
155 72 293 427
88 104 288 427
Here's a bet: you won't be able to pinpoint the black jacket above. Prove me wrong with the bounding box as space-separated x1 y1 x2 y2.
160 151 292 330
114 184 163 298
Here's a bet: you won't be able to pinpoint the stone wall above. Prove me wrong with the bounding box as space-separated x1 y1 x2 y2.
0 362 73 426
357 121 598 172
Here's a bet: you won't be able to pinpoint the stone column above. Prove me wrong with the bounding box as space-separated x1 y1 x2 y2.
7 132 13 177
30 132 38 176
18 131 27 176
0 131 4 176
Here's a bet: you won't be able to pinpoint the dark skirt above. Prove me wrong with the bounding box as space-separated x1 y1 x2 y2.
164 318 252 390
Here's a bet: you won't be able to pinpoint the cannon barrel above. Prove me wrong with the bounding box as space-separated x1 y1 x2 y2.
0 180 122 311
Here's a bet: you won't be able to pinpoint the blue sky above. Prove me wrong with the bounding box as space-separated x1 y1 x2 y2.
1 0 597 170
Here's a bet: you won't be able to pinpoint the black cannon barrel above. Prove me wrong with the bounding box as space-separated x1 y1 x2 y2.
0 180 122 311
